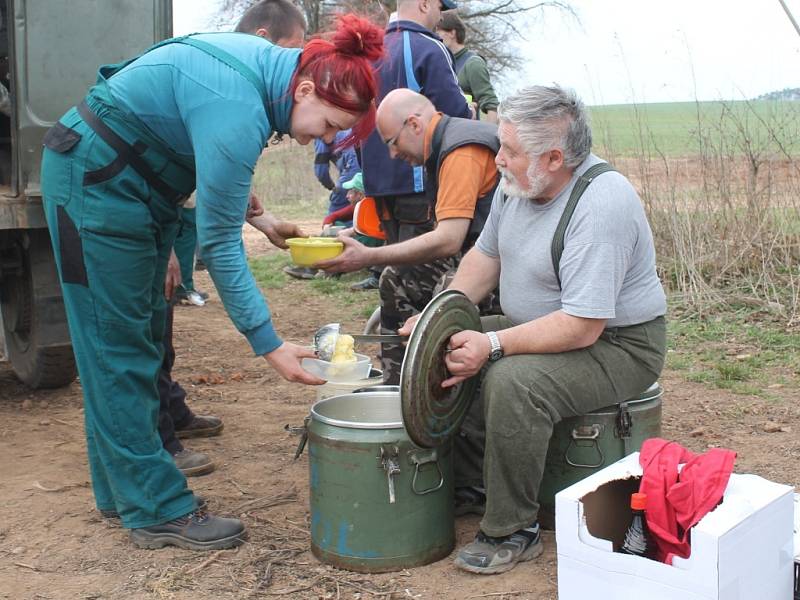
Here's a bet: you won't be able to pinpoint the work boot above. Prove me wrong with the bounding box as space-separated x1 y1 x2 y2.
454 486 486 516
349 275 379 291
283 265 318 280
130 510 247 551
175 414 224 439
454 523 543 575
100 495 208 520
178 289 206 306
314 270 341 280
172 448 215 477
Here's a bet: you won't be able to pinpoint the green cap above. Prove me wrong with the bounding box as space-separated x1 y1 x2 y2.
342 172 364 192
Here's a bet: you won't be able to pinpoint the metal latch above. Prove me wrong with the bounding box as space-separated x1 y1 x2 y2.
615 401 632 439
285 417 309 459
379 445 401 504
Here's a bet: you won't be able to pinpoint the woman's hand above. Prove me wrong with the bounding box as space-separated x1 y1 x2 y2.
164 249 182 301
246 192 265 219
248 211 307 249
264 342 326 385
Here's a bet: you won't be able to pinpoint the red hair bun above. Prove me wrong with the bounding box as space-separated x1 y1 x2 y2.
292 14 385 146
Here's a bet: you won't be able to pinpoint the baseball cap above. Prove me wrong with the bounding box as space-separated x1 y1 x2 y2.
342 172 364 192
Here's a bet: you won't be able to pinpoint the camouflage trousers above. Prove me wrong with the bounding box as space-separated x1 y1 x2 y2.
379 255 501 384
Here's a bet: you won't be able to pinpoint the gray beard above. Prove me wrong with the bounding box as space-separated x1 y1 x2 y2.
498 164 549 200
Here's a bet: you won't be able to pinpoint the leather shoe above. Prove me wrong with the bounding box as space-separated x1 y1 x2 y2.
130 510 247 551
175 414 223 439
173 448 215 477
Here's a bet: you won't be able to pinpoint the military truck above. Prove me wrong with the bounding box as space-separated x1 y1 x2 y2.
0 0 173 387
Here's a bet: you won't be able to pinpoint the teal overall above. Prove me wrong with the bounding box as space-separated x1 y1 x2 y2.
40 35 298 528
173 206 198 294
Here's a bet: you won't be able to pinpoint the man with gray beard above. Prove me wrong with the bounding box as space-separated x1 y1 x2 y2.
400 85 667 575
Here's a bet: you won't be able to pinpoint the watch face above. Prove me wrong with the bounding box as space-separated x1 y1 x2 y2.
490 348 503 361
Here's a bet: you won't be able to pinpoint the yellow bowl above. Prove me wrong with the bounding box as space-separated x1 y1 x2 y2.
286 237 344 266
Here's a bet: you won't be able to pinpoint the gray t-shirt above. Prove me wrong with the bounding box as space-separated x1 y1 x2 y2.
475 154 666 327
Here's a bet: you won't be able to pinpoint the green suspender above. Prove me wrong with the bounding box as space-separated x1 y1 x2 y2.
550 162 615 289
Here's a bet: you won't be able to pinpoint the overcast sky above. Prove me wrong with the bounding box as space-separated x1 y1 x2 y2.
173 0 800 106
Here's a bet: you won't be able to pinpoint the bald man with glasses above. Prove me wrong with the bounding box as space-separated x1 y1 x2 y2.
319 89 501 383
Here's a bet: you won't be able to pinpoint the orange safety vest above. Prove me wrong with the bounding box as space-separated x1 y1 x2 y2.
353 196 386 240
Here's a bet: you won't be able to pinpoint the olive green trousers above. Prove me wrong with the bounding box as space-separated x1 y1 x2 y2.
455 315 666 537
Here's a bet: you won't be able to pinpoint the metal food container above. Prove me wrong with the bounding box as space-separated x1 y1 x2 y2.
538 382 663 520
302 291 481 573
308 387 454 572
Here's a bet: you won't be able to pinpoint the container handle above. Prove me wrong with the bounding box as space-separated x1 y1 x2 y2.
565 424 605 468
409 450 444 495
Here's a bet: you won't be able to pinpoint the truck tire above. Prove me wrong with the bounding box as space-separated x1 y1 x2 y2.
1 229 76 388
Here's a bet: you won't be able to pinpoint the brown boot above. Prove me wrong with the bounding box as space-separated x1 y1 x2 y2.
172 448 215 477
175 414 224 439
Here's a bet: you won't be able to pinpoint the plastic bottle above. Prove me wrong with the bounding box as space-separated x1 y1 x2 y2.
619 492 652 558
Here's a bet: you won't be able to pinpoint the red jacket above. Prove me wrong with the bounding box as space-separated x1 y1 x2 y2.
639 438 736 563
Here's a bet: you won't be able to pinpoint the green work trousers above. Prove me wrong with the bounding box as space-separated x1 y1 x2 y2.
173 206 197 292
456 315 666 537
40 108 196 528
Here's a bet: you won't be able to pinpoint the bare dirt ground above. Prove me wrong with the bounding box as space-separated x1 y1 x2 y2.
1 223 798 600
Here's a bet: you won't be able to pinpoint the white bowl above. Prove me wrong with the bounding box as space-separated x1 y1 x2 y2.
301 353 373 383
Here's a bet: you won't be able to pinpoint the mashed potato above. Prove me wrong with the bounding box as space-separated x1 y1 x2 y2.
330 334 356 363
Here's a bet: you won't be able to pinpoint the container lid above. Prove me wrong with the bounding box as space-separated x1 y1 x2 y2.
400 290 482 448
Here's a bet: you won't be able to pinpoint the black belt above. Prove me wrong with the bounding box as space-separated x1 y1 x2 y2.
77 100 185 203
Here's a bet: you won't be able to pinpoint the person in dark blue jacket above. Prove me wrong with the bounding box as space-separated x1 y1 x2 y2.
360 0 472 384
315 130 360 221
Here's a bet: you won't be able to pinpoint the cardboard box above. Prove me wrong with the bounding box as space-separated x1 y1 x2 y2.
556 452 794 600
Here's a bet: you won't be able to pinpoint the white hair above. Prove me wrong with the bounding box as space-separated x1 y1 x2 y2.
498 85 592 168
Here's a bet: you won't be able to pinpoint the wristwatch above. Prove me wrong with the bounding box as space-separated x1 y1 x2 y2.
486 331 504 362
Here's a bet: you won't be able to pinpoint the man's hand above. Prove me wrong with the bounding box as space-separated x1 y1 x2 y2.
316 234 372 273
397 313 422 337
246 192 265 219
164 249 182 301
442 329 491 388
264 342 326 385
248 212 307 249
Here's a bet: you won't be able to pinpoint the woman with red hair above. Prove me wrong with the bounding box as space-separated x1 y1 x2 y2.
39 15 383 551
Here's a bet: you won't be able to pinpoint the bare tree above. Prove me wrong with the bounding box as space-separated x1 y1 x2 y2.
455 1 576 73
211 0 575 77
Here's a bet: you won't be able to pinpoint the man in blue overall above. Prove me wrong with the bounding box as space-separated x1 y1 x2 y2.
40 17 384 550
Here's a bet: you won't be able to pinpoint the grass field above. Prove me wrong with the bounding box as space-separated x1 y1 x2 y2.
590 99 800 157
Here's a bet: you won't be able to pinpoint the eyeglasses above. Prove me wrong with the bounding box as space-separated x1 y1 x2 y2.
384 114 418 147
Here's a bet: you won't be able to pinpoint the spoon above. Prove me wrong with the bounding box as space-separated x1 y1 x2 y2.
314 323 404 361
313 323 340 362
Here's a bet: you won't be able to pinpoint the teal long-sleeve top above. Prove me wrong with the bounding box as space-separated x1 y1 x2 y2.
103 33 300 356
